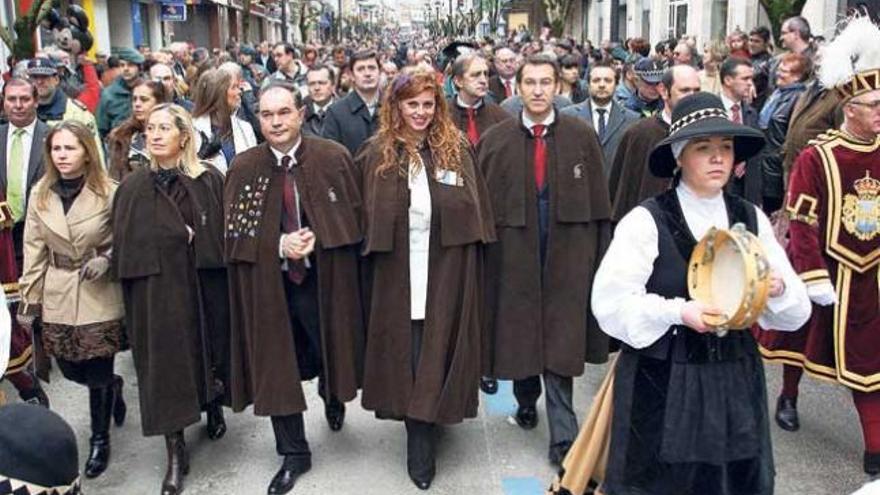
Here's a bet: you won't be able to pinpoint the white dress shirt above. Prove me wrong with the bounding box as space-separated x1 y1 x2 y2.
720 93 742 120
272 140 311 269
522 109 555 134
409 155 431 320
591 182 811 349
6 119 37 198
591 101 612 132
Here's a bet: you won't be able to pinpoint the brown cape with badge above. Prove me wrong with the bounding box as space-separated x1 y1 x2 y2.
607 114 671 221
225 139 364 417
112 165 229 436
478 114 612 380
357 139 495 424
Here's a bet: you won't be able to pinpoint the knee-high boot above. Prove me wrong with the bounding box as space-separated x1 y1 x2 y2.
84 386 112 478
161 431 189 495
111 374 127 427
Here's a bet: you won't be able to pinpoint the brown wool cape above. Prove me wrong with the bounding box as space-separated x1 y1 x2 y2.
112 166 230 436
477 114 612 380
446 99 512 139
358 139 496 425
607 114 671 221
225 139 364 417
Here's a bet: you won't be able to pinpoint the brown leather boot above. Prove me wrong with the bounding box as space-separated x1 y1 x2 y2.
161 431 189 495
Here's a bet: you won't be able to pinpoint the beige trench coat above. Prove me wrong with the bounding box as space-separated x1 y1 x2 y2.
19 182 123 325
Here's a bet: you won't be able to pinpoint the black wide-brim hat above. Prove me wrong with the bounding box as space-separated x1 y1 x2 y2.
649 92 766 178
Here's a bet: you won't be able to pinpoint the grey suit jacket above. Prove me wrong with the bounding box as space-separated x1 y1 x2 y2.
561 100 640 179
0 120 50 217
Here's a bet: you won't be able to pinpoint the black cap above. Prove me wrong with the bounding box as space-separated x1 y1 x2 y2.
26 58 57 77
634 57 664 84
648 92 766 178
0 404 81 494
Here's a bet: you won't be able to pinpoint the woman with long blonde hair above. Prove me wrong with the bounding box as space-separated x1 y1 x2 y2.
17 121 126 479
111 104 229 495
358 68 495 490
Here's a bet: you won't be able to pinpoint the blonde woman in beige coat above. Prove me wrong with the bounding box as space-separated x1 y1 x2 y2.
17 120 126 479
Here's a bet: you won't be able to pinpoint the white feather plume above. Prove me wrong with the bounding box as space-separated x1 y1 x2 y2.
818 15 880 89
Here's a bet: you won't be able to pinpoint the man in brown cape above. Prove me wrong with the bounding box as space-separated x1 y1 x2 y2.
478 55 612 466
447 52 511 150
225 83 364 495
608 64 701 220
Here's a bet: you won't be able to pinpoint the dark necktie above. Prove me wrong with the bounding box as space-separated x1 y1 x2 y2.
596 108 607 141
465 106 480 146
532 124 547 191
281 155 307 284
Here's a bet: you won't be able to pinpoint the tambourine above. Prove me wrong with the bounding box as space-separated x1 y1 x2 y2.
687 223 771 336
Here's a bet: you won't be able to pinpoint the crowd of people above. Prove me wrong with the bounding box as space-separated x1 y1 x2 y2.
0 10 878 495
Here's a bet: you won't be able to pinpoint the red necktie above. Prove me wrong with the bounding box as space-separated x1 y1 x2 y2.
466 107 480 146
504 80 513 98
730 103 742 124
281 156 307 284
532 124 547 191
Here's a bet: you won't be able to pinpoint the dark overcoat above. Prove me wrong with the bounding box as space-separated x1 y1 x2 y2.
113 165 229 436
477 114 611 380
225 139 364 417
358 139 495 425
322 91 380 156
608 115 671 221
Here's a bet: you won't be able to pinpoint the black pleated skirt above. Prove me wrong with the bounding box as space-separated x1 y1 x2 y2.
603 332 774 495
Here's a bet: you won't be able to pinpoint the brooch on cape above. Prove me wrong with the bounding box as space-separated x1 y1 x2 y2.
573 163 584 180
227 175 270 239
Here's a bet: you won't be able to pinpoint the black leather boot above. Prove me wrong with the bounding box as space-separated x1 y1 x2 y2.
84 386 112 478
324 397 346 432
161 431 189 495
18 372 50 408
405 418 436 490
111 375 126 427
775 396 799 432
206 399 227 440
480 377 498 395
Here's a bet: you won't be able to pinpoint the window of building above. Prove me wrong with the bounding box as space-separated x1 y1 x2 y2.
668 0 687 39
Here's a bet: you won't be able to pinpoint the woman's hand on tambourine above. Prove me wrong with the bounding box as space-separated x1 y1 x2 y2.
768 271 785 298
681 300 724 333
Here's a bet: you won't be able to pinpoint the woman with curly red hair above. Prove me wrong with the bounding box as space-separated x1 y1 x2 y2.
357 68 495 490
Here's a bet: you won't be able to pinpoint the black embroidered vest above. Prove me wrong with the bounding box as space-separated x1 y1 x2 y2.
628 188 759 362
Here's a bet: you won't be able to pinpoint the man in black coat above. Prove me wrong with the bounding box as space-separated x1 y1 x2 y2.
322 51 381 155
301 64 336 138
719 57 764 205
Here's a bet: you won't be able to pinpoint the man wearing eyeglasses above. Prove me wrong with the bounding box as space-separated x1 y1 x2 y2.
757 16 880 477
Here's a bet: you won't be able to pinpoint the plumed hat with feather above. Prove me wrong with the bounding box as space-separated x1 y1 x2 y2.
818 14 880 100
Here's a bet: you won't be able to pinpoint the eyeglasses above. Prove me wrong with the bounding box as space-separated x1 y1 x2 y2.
849 99 880 110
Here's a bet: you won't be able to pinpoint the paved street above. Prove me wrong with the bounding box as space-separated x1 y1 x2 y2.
2 354 871 495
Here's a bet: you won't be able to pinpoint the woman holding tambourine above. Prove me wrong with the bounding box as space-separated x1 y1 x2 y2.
590 92 811 495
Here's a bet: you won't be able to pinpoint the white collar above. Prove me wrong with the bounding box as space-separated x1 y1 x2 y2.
456 95 484 110
591 100 612 113
676 181 724 206
661 109 672 125
9 119 37 136
269 138 302 166
720 92 741 112
522 109 555 133
313 99 333 113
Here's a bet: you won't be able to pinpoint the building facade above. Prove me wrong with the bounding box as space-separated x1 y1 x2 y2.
558 0 877 46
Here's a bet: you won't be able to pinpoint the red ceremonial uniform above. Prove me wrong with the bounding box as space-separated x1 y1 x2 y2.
758 130 880 392
0 194 32 378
